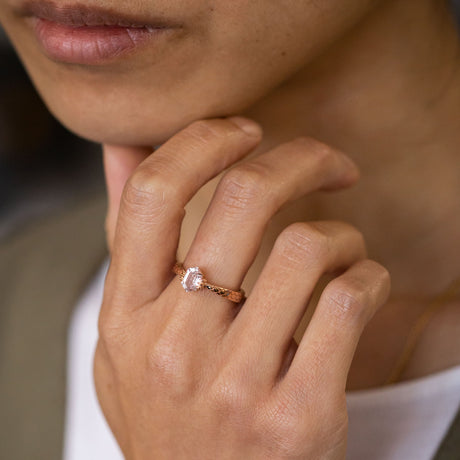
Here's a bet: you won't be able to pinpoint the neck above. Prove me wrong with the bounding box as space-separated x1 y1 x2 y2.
240 0 460 298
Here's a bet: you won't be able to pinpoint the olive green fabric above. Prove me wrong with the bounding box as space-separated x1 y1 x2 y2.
0 193 459 459
0 194 108 460
434 408 460 459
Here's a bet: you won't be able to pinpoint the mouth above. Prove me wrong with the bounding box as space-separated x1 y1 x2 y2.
17 1 182 65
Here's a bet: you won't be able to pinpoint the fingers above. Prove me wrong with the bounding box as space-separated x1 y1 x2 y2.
103 144 153 252
182 138 359 303
103 117 262 312
225 221 367 383
282 259 391 399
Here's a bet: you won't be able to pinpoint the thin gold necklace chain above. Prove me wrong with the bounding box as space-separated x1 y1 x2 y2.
384 276 460 386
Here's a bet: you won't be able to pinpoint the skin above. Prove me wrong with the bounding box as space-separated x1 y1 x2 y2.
97 117 390 458
1 0 460 456
1 0 381 145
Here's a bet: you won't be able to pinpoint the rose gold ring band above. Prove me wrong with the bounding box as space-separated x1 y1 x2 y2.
173 262 245 304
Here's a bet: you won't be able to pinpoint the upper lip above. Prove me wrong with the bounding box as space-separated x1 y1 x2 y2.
17 0 180 28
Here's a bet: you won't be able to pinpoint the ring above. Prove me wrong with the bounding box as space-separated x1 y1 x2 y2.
173 262 245 303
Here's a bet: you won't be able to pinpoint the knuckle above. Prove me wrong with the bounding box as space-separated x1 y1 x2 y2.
146 337 194 396
208 377 254 418
323 276 371 325
122 170 171 224
217 163 270 213
275 222 330 269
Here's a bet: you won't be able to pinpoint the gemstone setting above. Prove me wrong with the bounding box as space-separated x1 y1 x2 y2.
181 267 204 292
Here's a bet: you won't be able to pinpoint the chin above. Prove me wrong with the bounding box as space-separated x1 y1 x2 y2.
41 88 258 147
58 113 187 148
48 102 228 148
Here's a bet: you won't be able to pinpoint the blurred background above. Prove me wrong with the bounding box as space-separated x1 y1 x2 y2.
0 26 103 238
1 1 460 238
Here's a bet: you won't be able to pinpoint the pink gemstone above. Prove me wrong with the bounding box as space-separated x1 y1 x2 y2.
182 267 203 292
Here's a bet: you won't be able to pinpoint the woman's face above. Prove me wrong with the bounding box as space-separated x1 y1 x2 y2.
0 0 379 146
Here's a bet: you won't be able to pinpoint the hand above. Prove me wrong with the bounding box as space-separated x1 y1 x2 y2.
95 117 391 459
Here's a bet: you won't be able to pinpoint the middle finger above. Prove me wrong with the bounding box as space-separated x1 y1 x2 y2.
181 137 360 306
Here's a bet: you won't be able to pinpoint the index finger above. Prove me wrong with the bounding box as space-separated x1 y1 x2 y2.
103 116 262 313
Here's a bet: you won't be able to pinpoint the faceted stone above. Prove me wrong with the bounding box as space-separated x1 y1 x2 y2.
181 267 204 292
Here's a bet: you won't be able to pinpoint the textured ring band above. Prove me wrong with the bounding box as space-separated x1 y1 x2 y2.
173 262 245 303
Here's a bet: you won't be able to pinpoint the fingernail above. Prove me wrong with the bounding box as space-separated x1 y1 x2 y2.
228 116 263 137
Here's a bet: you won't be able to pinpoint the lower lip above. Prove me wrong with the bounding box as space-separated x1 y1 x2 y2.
32 18 171 65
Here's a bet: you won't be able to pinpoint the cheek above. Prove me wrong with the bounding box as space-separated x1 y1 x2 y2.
209 0 381 64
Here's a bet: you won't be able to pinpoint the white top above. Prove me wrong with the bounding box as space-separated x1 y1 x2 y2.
63 261 460 460
346 367 460 459
63 260 124 460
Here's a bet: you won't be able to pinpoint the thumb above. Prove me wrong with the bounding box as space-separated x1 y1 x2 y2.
103 144 152 252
